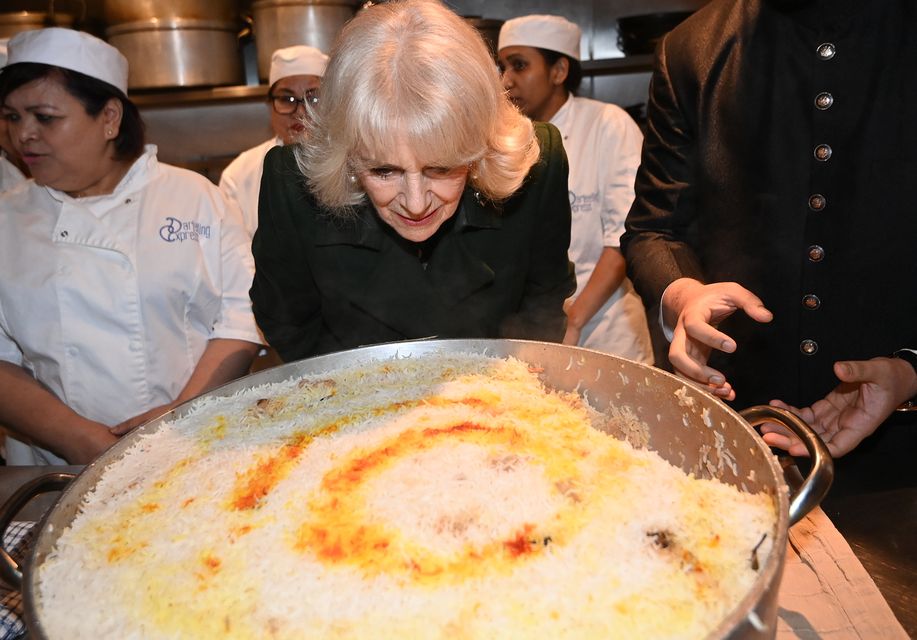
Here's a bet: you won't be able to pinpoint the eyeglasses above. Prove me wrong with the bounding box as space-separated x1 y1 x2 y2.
269 89 320 115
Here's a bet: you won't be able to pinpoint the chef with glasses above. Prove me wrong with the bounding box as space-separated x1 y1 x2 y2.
219 45 328 239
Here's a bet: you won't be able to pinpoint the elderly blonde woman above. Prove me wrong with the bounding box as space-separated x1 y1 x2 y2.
250 0 576 360
0 28 261 464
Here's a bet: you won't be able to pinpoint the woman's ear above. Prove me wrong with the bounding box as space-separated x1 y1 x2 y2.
101 97 124 140
549 57 570 87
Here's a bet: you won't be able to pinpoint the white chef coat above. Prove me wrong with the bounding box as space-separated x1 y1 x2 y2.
551 95 653 363
0 153 26 194
0 145 262 464
219 138 281 240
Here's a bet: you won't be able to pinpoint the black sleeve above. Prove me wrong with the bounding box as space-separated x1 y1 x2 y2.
249 146 323 362
501 123 577 342
621 37 706 309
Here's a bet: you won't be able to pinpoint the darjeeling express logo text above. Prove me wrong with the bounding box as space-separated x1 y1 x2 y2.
569 190 599 214
159 217 211 243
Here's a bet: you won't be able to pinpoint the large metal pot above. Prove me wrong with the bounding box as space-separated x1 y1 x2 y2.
0 339 832 639
102 0 240 24
0 12 74 39
252 0 358 82
105 17 244 89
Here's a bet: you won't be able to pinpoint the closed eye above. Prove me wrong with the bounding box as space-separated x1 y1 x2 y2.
424 166 454 178
369 166 400 179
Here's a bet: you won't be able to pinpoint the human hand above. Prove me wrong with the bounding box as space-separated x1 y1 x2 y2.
110 402 179 436
663 279 773 400
761 357 917 457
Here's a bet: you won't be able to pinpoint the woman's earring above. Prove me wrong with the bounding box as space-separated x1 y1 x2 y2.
348 173 357 184
107 130 113 137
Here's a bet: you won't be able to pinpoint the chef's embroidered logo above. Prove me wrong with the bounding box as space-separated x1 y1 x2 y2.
159 217 211 243
569 190 599 214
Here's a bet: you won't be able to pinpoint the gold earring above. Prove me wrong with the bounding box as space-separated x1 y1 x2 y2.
107 129 113 137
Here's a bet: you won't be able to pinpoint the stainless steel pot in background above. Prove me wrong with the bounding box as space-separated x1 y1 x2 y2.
102 0 240 24
251 0 357 82
0 339 832 639
102 0 243 89
0 12 74 39
105 18 244 89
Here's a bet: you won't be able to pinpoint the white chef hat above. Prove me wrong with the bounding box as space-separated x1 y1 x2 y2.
269 45 329 86
498 15 582 60
6 28 128 94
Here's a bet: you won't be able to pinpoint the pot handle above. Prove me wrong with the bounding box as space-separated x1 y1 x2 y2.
0 473 75 589
740 405 834 526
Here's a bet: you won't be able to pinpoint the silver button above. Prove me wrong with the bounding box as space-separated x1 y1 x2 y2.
802 294 821 310
808 245 825 262
815 92 834 110
814 144 832 161
129 340 143 352
800 339 818 355
808 194 826 211
817 42 836 60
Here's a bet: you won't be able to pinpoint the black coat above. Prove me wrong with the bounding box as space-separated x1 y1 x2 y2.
250 123 576 361
622 0 917 410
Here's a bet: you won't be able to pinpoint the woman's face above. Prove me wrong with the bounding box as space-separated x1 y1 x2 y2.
358 134 469 243
269 74 322 145
1 75 120 195
498 45 566 122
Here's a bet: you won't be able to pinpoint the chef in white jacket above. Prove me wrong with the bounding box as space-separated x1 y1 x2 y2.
0 28 261 465
219 45 328 239
0 38 28 193
498 16 653 363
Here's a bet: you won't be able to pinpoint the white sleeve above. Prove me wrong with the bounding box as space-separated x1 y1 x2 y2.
0 297 23 366
207 186 263 345
600 105 644 248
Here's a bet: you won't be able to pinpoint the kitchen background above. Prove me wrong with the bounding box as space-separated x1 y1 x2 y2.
3 0 706 181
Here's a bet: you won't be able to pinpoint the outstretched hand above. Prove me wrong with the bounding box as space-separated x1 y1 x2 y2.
761 357 917 457
663 279 773 400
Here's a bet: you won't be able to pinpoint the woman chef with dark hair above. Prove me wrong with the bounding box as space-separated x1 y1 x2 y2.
0 28 261 465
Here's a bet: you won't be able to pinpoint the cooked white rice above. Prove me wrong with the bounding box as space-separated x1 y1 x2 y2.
36 354 776 639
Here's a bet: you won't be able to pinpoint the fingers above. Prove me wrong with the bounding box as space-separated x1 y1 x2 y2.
833 359 873 383
109 421 135 436
670 331 728 394
681 310 737 353
669 322 735 399
760 431 809 457
731 289 773 324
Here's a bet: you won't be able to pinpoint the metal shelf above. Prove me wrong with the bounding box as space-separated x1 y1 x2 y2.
131 84 268 108
582 55 653 76
128 55 652 109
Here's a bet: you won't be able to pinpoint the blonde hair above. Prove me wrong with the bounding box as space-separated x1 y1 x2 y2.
296 0 539 211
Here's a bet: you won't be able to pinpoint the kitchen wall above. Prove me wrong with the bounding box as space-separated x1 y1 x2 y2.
4 0 706 180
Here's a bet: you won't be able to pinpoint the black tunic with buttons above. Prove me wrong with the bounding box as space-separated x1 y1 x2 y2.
250 122 576 362
622 0 917 497
623 0 917 409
